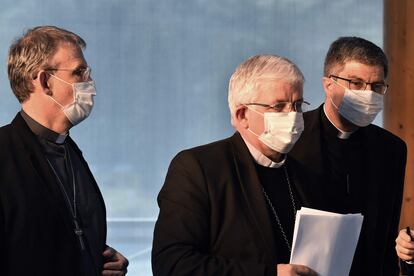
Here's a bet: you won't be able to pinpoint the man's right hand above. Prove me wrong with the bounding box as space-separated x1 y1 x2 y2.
277 264 317 276
396 228 414 262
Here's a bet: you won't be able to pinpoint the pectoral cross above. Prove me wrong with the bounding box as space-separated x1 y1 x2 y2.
74 219 86 250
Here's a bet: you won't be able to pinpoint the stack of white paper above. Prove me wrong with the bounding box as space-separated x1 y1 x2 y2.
290 207 363 276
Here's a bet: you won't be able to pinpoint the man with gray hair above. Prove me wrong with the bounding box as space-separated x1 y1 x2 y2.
0 26 128 275
152 55 316 275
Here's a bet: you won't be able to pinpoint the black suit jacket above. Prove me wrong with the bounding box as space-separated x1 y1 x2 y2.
0 113 107 276
289 105 407 276
152 132 312 276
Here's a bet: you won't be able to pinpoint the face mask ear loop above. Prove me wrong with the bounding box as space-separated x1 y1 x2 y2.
328 78 344 110
329 96 340 110
48 93 65 110
244 105 265 136
247 127 261 138
49 73 76 103
245 105 264 116
49 73 72 86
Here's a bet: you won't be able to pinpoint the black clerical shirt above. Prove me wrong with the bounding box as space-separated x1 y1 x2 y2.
319 109 368 274
319 110 366 214
255 163 301 264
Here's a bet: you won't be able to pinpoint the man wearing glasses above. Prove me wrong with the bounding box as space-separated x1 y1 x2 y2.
289 36 407 275
0 26 128 275
153 55 317 276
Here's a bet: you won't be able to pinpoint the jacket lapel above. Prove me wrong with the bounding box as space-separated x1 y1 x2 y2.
290 106 325 175
289 106 327 209
11 113 75 233
229 133 277 261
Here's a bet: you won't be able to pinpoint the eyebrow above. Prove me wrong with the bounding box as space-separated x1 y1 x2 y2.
346 75 365 81
346 75 384 83
68 65 88 75
271 98 304 104
74 63 88 70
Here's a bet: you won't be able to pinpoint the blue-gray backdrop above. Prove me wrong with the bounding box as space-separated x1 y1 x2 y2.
0 1 383 274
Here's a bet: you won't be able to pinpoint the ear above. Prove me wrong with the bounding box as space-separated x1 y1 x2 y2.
234 105 249 129
38 71 52 95
322 76 333 97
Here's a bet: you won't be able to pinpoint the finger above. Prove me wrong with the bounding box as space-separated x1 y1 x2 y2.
396 243 414 259
103 260 128 270
396 241 414 253
102 270 126 276
398 229 413 243
293 264 317 275
396 245 414 256
397 252 414 262
396 240 414 252
397 241 414 250
103 261 124 270
117 252 129 268
113 251 129 268
103 246 116 258
397 239 414 250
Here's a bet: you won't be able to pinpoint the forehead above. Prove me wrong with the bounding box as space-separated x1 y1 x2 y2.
255 79 303 102
334 60 384 81
49 42 86 68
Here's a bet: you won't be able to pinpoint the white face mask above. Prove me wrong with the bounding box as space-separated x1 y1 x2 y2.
331 81 383 127
49 75 97 126
247 107 304 154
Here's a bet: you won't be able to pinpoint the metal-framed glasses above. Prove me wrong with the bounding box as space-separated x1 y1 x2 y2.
46 66 92 82
329 75 388 95
245 100 310 113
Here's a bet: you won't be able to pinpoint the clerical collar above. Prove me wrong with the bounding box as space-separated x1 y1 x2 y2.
21 110 68 144
241 136 286 168
322 104 354 140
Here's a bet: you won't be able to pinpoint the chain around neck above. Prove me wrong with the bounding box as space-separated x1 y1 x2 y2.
261 165 297 253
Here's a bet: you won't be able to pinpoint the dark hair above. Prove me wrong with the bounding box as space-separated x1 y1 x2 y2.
8 26 86 103
323 36 388 78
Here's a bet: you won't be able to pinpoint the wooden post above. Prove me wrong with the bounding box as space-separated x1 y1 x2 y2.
384 0 414 230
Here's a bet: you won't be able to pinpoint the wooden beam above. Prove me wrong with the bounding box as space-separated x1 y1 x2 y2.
384 0 414 230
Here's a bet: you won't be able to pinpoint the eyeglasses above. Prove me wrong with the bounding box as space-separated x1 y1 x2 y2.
329 75 388 95
245 100 310 113
46 66 92 82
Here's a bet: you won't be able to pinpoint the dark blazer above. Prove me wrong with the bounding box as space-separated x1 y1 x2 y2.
289 105 407 276
152 132 312 276
0 113 107 276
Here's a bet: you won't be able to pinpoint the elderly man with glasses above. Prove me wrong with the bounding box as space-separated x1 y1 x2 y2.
0 26 128 276
152 55 317 276
289 36 407 275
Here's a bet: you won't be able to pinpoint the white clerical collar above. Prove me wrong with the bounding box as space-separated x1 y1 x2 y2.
323 104 354 140
242 136 286 168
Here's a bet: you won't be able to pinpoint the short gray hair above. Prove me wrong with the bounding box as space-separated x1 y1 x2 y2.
8 25 86 103
228 54 304 124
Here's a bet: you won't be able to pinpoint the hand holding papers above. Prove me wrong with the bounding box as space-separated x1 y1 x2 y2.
290 208 363 276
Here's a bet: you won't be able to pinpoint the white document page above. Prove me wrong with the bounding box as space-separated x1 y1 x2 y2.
290 207 363 276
